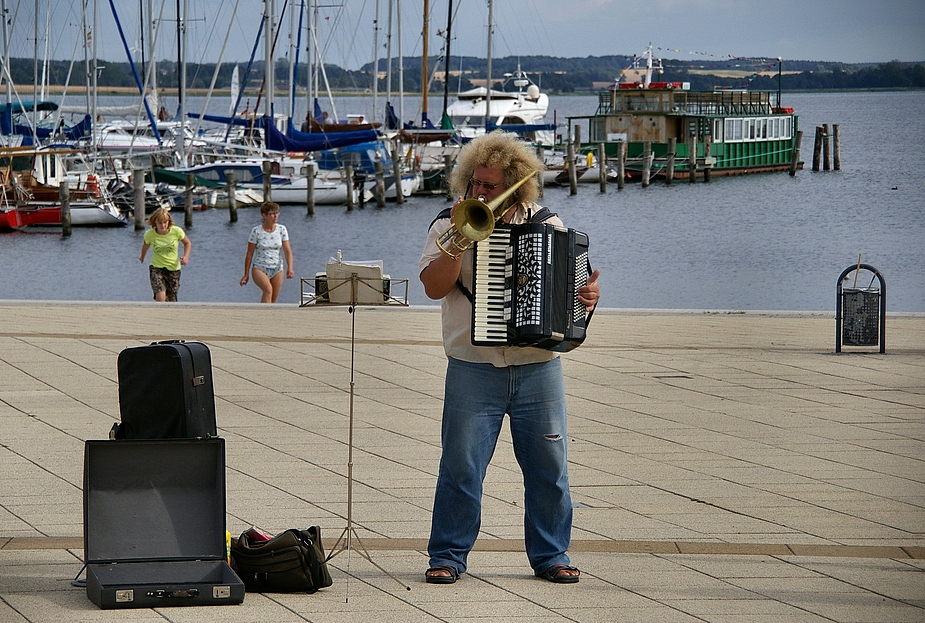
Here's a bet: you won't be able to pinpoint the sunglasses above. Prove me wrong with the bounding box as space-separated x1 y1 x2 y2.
469 178 502 192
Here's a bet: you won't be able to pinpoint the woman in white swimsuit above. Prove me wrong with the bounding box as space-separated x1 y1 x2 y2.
240 202 295 303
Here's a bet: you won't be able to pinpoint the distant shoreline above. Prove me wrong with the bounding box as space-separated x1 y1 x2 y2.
19 85 422 97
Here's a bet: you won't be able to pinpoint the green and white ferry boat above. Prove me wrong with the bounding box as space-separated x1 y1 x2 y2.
568 45 801 178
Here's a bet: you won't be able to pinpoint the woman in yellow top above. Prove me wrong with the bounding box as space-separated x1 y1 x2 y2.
139 208 192 302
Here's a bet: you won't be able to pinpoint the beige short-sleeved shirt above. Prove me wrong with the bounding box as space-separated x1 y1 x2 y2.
419 201 564 367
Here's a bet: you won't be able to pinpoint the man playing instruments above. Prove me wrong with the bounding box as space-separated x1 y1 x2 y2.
419 131 600 585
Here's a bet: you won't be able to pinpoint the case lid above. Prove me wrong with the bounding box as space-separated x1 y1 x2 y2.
84 438 226 564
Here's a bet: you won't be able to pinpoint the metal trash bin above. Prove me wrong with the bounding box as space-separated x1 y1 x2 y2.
836 264 886 353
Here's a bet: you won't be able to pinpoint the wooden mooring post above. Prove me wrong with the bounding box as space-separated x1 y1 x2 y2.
391 145 404 204
822 123 831 171
262 161 272 203
60 181 71 238
444 154 455 201
790 130 803 176
703 136 712 183
666 138 676 185
567 140 578 195
226 172 238 222
133 169 145 230
345 165 355 211
374 158 386 208
641 142 651 187
184 174 193 229
598 143 607 193
616 141 625 190
536 146 544 198
305 163 315 216
688 134 698 184
812 126 823 171
833 124 841 171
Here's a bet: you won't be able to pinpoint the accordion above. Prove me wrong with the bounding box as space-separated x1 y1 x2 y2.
471 222 590 352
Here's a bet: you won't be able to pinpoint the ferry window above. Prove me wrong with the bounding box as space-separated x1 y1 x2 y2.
783 117 792 139
746 119 755 140
281 166 295 176
761 119 768 139
713 120 723 141
726 119 743 141
198 169 220 181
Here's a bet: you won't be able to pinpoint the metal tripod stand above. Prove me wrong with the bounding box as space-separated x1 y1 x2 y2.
301 271 410 594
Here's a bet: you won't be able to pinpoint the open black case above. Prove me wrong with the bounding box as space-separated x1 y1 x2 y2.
83 438 244 608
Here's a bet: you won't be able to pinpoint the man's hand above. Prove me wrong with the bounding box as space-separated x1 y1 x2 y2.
578 269 601 312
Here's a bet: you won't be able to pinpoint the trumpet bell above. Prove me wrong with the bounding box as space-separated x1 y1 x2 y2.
435 171 537 259
453 199 495 242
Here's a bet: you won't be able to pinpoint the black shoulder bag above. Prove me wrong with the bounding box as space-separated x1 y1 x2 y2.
231 527 333 593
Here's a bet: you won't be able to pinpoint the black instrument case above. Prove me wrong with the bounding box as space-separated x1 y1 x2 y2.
83 438 244 608
116 340 217 439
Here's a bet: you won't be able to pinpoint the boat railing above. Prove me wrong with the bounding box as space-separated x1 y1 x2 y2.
597 89 779 117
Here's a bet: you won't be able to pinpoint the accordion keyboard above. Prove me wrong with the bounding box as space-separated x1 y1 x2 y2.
472 227 512 344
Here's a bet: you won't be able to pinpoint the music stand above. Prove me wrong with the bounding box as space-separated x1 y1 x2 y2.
300 262 410 593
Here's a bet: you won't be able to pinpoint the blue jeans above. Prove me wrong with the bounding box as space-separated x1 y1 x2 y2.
427 356 572 575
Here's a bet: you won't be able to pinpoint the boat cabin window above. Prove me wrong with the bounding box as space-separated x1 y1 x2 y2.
724 116 793 143
622 93 664 112
196 169 221 182
451 115 485 127
224 168 256 183
0 156 34 172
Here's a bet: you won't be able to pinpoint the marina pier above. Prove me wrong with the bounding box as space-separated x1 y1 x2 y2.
0 302 923 621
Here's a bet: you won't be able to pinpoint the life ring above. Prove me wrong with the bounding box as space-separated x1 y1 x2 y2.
86 174 99 195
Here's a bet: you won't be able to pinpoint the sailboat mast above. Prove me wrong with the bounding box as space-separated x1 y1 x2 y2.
147 0 157 103
1 0 10 106
441 0 451 118
485 0 492 128
385 0 392 102
397 0 404 124
33 0 38 139
177 0 188 164
288 0 296 119
265 0 275 119
421 0 427 121
91 0 98 160
371 0 379 124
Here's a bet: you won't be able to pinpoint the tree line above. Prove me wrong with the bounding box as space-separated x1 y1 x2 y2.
5 56 924 95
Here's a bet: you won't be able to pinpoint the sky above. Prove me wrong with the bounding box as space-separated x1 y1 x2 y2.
7 0 925 71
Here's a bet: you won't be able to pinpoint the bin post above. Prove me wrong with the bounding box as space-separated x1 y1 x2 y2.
836 263 886 353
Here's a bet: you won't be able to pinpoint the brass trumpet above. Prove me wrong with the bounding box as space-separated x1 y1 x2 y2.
436 172 537 259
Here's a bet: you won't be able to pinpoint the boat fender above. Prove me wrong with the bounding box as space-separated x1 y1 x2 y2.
86 174 99 196
586 152 593 168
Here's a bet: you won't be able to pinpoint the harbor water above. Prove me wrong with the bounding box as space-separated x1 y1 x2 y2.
1 91 923 312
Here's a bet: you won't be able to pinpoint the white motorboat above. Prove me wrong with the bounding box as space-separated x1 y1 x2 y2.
446 65 556 147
